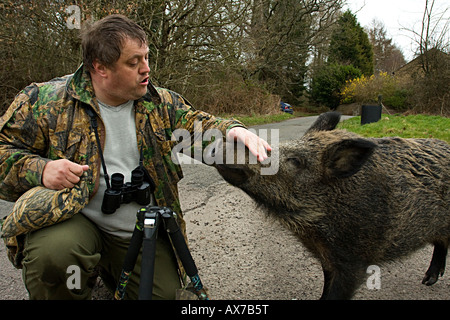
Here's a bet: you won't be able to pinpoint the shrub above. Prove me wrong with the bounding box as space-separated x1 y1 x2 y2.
341 72 411 111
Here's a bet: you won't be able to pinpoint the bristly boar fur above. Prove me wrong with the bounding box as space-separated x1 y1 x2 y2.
213 112 449 299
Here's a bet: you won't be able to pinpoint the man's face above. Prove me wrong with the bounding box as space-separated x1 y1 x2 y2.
101 37 150 105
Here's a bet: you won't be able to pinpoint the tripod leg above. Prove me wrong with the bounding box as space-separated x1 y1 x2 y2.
114 220 144 300
162 210 209 300
138 213 159 300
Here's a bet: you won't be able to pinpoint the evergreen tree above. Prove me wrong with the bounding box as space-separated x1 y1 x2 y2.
328 10 374 75
309 63 362 109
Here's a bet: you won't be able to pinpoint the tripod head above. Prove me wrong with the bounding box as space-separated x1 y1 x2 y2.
137 206 176 235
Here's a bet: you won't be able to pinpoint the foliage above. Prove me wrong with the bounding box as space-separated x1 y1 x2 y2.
341 72 411 111
2 2 444 117
338 114 450 143
328 10 374 76
308 10 375 109
246 0 345 104
188 69 281 116
0 0 82 112
309 63 362 109
0 0 346 116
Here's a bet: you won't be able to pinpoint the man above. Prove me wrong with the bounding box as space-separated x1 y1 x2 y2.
0 14 270 299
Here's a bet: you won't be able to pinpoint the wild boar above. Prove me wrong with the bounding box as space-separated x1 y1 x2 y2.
212 112 449 299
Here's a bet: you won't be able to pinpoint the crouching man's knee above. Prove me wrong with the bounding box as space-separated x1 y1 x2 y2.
21 214 102 299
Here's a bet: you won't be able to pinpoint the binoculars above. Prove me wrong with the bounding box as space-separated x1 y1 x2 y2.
101 167 152 214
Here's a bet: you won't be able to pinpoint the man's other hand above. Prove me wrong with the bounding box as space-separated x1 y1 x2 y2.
42 159 89 190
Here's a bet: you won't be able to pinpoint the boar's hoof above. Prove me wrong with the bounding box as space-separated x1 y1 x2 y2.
422 243 447 286
422 270 444 286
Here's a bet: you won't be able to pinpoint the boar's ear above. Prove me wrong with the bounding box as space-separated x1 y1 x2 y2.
323 139 376 179
305 111 341 135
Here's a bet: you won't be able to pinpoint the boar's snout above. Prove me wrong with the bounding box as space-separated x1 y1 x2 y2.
207 139 256 185
215 164 254 186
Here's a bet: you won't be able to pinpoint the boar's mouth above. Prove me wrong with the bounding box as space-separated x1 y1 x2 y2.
215 164 253 186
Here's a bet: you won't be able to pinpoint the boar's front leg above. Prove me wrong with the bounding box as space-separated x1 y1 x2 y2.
320 263 365 300
422 240 448 286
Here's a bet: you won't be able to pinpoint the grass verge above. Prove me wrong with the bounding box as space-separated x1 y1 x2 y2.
223 110 318 126
338 114 450 143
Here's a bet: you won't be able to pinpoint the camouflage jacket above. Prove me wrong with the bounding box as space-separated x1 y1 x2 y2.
0 64 244 268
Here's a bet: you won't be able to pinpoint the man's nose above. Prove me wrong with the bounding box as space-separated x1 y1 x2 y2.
140 61 150 74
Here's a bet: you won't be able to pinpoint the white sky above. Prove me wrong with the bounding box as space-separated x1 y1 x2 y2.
344 0 449 61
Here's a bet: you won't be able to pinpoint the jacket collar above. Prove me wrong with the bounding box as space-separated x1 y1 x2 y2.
66 64 161 112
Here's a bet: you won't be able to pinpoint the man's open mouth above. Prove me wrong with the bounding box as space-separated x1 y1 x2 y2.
140 77 149 85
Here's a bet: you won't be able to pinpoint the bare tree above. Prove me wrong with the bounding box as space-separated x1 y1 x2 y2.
245 0 345 103
367 19 406 74
401 0 450 115
0 0 81 113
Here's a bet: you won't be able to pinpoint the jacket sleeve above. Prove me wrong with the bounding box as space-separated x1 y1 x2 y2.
161 89 246 136
0 87 51 201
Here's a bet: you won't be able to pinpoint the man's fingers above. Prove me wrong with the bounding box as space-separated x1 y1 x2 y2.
66 170 82 185
66 164 89 186
249 139 271 162
227 127 272 163
42 159 89 190
249 137 271 162
69 163 89 177
61 180 75 190
263 140 272 152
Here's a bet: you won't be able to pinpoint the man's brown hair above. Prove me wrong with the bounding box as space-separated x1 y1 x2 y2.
81 14 147 71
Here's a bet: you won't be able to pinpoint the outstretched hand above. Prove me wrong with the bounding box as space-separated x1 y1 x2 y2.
227 127 272 162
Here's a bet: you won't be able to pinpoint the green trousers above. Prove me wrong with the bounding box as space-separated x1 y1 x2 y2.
21 213 181 300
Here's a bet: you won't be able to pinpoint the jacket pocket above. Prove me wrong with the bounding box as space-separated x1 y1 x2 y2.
48 128 83 160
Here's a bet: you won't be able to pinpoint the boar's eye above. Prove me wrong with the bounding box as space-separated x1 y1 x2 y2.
286 157 307 169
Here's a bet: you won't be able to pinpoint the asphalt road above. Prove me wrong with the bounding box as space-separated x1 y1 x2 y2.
1 114 449 300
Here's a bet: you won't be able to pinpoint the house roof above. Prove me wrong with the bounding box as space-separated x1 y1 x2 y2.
394 48 449 77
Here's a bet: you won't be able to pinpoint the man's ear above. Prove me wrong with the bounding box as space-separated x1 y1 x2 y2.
323 139 376 179
91 59 108 78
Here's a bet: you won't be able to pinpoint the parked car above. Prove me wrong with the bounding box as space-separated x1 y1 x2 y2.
280 102 293 114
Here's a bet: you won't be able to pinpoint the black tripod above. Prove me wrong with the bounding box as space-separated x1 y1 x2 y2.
114 206 209 300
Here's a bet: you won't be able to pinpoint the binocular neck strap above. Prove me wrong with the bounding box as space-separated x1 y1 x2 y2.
84 104 111 189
